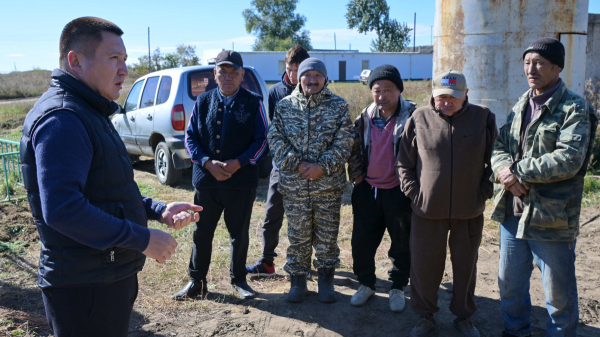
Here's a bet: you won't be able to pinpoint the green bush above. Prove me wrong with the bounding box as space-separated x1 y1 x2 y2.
584 175 600 193
0 240 25 254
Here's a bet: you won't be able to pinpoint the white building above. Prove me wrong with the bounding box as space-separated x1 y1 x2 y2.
203 48 433 82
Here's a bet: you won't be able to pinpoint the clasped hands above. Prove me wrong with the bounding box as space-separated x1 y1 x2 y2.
142 202 203 264
299 161 324 181
498 165 529 197
205 159 241 181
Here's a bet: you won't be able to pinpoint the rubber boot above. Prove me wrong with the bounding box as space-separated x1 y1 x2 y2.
285 274 307 303
317 268 337 303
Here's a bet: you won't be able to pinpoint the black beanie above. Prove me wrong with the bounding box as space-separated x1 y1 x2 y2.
523 37 565 69
368 64 404 92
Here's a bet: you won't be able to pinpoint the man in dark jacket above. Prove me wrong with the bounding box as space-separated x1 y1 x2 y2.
177 50 269 300
20 17 202 337
246 45 309 277
396 70 498 337
347 65 415 312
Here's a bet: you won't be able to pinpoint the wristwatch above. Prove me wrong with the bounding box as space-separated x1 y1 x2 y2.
156 203 167 217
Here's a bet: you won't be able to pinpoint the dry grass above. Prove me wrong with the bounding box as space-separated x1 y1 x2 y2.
0 70 51 99
328 81 431 121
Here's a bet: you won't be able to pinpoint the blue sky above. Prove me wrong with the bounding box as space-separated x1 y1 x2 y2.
1 0 600 73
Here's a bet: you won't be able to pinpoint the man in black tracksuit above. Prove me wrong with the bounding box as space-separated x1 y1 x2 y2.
246 45 310 277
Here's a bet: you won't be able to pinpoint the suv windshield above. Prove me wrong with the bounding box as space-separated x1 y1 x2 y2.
188 68 262 100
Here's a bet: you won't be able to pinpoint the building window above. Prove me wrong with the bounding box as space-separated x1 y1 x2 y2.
362 60 370 70
278 61 286 74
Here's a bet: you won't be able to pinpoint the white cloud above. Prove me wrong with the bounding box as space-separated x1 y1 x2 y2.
7 53 24 57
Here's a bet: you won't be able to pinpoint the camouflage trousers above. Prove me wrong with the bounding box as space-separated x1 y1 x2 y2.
282 194 342 275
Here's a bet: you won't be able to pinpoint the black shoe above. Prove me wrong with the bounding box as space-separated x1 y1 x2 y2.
172 280 207 300
317 268 337 303
232 280 256 299
285 274 308 303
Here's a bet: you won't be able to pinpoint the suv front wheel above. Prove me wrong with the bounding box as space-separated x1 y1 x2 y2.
155 142 182 186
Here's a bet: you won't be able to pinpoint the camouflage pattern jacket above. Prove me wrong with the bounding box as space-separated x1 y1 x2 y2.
268 85 353 198
491 80 598 241
347 96 416 181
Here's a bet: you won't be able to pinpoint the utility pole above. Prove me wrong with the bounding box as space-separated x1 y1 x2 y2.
334 33 336 50
14 63 17 72
148 27 152 72
413 13 416 52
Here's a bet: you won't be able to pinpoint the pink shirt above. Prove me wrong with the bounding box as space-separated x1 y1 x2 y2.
365 116 400 189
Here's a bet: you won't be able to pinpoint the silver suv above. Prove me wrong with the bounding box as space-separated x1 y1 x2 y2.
112 65 270 185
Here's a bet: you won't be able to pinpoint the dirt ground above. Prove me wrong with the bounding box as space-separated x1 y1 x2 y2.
1 162 600 337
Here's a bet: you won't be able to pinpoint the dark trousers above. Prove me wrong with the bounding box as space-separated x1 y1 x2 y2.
410 213 484 319
261 168 284 265
41 274 138 337
189 187 256 283
351 181 411 290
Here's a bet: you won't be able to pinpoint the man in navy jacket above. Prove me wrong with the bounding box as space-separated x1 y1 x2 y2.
20 17 202 337
177 50 268 300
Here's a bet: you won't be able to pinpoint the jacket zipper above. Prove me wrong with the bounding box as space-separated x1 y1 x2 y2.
306 100 311 197
449 116 453 218
110 250 115 262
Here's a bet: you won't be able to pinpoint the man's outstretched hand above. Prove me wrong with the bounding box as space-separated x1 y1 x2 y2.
142 228 177 264
161 202 203 230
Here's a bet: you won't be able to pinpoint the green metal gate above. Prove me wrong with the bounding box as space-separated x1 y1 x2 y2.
0 139 24 202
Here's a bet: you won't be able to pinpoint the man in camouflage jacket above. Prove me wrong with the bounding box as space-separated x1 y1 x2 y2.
491 38 597 337
268 58 352 304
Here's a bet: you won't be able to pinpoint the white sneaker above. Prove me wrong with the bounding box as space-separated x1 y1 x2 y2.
350 284 376 306
389 288 406 312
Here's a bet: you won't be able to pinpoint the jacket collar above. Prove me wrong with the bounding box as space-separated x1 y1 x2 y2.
50 69 119 118
536 79 566 116
281 72 296 91
368 94 414 119
293 83 332 108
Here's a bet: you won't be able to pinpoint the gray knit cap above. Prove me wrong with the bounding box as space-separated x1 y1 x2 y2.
297 58 328 82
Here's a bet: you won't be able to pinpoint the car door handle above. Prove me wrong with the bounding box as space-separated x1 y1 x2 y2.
146 114 152 121
129 115 135 122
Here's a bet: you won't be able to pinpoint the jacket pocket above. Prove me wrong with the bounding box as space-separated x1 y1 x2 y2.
529 192 570 231
535 124 560 153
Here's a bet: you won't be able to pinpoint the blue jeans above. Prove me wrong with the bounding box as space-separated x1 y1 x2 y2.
499 215 578 337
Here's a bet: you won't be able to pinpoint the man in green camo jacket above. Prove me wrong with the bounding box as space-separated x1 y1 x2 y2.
491 37 598 337
268 58 353 304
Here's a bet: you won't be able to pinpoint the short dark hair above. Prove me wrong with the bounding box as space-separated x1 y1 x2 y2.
59 17 124 70
285 45 310 66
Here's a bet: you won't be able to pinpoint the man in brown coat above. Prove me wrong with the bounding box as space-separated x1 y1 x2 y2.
396 70 498 337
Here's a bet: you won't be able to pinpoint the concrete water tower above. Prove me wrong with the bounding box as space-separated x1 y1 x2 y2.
433 0 589 125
